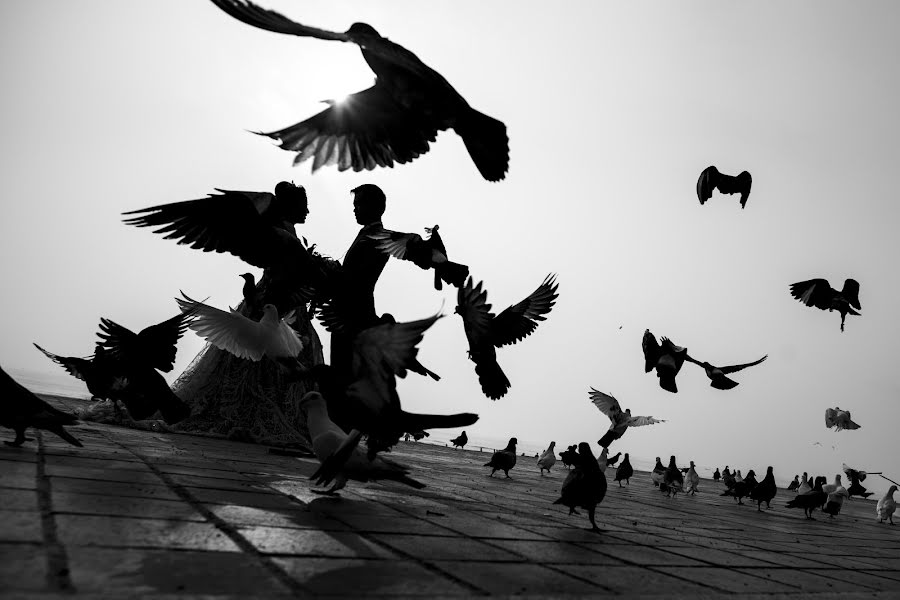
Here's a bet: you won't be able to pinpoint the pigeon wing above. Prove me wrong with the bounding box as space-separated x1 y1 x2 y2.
456 278 494 349
33 344 93 382
368 228 433 269
209 0 350 41
490 274 559 347
642 329 660 372
825 407 837 428
627 416 664 427
589 388 622 423
353 314 441 382
176 294 271 361
696 166 719 204
842 278 861 310
718 354 768 375
789 279 835 310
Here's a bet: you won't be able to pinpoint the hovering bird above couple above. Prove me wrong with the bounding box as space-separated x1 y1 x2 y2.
642 330 767 393
789 278 861 332
208 0 509 181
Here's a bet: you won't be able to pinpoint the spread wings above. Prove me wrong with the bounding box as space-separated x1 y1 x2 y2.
718 354 768 374
96 311 195 372
490 274 559 347
589 388 622 422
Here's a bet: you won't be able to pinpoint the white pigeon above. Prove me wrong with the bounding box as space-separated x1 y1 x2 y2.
596 446 609 474
823 475 850 518
735 469 744 483
297 391 425 494
537 441 557 475
877 485 897 525
685 461 700 495
176 293 303 361
825 407 861 431
822 474 843 495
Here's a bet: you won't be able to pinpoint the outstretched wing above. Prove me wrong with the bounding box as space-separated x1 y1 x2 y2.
841 278 861 310
260 86 439 174
33 344 93 381
825 407 837 428
589 388 622 423
789 279 835 311
97 310 194 373
368 228 433 269
209 0 349 41
696 165 719 204
642 329 660 372
719 354 768 375
122 190 313 272
456 278 494 349
490 274 559 347
628 416 665 427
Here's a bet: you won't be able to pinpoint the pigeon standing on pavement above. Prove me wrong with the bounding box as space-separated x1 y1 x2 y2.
685 461 700 495
456 275 559 400
615 453 633 487
696 166 752 209
787 475 800 491
876 486 897 525
560 445 578 469
797 473 812 495
661 456 684 497
749 466 777 511
538 441 557 475
0 366 83 447
651 457 666 487
789 278 861 332
713 468 721 482
485 437 517 478
208 0 510 181
786 477 827 520
721 469 757 505
297 392 425 494
822 475 849 518
450 431 468 449
606 452 621 467
554 442 608 532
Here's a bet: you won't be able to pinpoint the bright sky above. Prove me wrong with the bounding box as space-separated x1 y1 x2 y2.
2 1 898 494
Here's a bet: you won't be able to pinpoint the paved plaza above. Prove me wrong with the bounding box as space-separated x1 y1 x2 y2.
1 395 897 598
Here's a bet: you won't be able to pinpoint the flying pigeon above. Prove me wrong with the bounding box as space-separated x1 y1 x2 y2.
450 431 468 449
0 365 82 447
590 388 665 448
485 438 517 478
615 453 633 487
33 343 123 404
456 275 559 400
642 330 689 393
877 486 897 525
789 278 861 332
537 441 557 475
684 354 768 390
749 466 777 511
696 166 752 209
297 392 425 494
208 0 509 181
554 442 607 532
368 225 469 290
842 463 874 499
825 407 860 431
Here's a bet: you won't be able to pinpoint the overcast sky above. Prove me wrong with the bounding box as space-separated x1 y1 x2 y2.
2 1 897 493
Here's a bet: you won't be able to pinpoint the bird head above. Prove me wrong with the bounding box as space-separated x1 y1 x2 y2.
346 22 381 40
273 181 309 224
746 469 756 478
240 273 255 283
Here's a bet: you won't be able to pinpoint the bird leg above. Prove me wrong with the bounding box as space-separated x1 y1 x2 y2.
587 507 601 533
4 429 29 447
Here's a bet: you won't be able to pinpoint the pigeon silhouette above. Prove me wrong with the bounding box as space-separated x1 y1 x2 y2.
825 407 860 431
661 456 684 497
696 166 752 209
842 463 874 499
368 224 469 290
33 343 123 404
590 388 664 448
537 441 556 475
683 354 768 390
721 469 757 505
877 485 897 525
787 475 800 492
642 330 689 393
560 445 578 469
651 457 666 487
685 461 700 495
749 466 777 511
614 453 633 487
554 442 607 532
0 365 82 447
297 392 425 494
450 430 468 449
606 452 622 468
821 475 849 518
209 0 509 181
456 275 558 400
786 477 827 519
789 278 861 332
485 437 517 478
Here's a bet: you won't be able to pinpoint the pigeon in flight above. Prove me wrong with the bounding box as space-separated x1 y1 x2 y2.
33 343 123 404
485 437 517 478
456 275 559 400
450 430 468 449
297 391 425 494
877 485 897 525
696 166 752 209
176 293 304 364
789 278 861 332
554 442 607 532
369 224 469 290
0 365 83 447
842 463 874 499
95 311 195 424
684 354 768 390
589 388 665 448
825 407 860 431
209 0 509 181
123 183 325 314
642 330 689 393
537 441 556 475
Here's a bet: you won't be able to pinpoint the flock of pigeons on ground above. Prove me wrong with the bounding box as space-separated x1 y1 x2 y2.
0 0 889 536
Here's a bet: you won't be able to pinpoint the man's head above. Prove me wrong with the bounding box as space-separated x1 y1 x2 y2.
351 184 386 225
274 181 309 224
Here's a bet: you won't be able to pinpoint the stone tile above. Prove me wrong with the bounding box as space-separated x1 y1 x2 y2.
371 534 522 562
428 560 601 595
805 568 899 591
48 477 179 501
240 527 397 558
52 492 204 521
664 546 782 567
590 544 709 566
655 566 799 593
486 539 628 565
554 564 718 595
208 505 348 530
0 447 38 462
0 488 38 511
735 567 863 592
56 515 239 552
183 487 301 510
0 510 43 542
66 547 290 595
274 557 472 596
0 543 48 591
332 514 457 536
427 514 554 540
43 466 164 485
